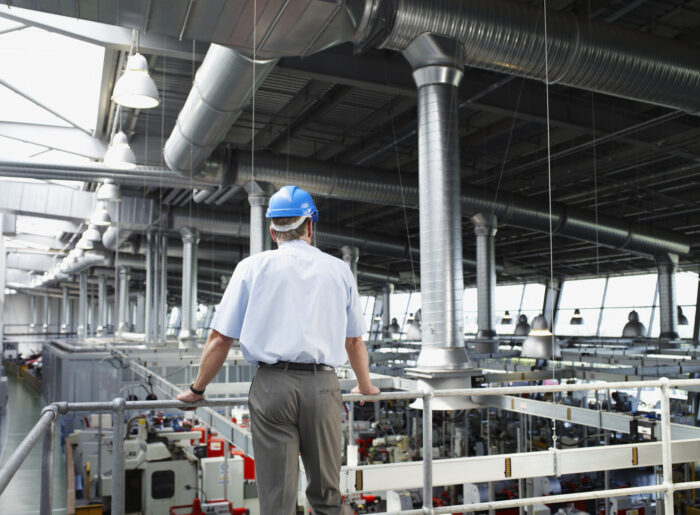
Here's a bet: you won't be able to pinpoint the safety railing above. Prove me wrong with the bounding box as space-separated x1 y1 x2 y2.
2 378 700 515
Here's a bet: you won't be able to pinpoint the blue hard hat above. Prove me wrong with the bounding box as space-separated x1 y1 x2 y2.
266 185 318 222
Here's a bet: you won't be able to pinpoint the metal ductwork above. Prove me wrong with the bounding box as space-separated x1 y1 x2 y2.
178 228 199 344
473 213 498 351
170 208 481 272
368 0 700 115
230 151 690 257
656 254 679 340
164 45 278 181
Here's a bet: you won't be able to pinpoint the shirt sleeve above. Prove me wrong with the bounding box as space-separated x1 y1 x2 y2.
210 261 250 339
345 268 367 337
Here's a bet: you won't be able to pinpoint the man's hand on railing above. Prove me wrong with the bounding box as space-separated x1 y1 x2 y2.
350 384 380 406
176 390 204 411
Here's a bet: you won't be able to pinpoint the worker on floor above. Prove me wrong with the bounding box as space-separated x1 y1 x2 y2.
177 185 380 515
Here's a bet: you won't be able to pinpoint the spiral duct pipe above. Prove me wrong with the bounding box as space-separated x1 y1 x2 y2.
163 44 278 181
656 254 680 339
375 0 700 114
231 151 690 257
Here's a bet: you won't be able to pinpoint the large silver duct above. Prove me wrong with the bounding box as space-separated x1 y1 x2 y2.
163 45 278 181
231 151 690 257
473 213 498 352
247 182 273 255
96 274 107 336
341 245 360 284
404 35 470 371
118 266 130 333
78 272 87 339
657 254 679 340
60 286 70 333
381 283 394 338
372 0 700 114
145 231 154 343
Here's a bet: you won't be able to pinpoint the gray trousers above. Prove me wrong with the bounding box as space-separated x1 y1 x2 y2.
249 366 344 515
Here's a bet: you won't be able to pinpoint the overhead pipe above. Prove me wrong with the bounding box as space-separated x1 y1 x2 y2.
178 228 199 344
163 44 278 181
247 182 273 255
366 0 700 115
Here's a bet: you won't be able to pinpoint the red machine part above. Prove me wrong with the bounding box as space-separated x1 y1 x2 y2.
207 438 226 458
169 499 249 515
231 448 256 480
191 426 206 445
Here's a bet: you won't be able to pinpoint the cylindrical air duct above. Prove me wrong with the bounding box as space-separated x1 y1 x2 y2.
145 230 154 343
179 228 199 342
657 254 679 339
248 186 271 255
60 286 70 333
341 245 360 284
473 214 498 351
97 274 107 336
382 283 394 338
118 266 130 333
78 272 88 339
404 35 470 371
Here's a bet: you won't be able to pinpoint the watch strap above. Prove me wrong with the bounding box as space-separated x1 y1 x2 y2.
189 383 205 395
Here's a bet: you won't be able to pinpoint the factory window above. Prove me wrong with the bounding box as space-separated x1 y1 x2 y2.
676 272 698 339
495 284 524 334
554 278 606 336
599 274 658 337
463 288 478 334
519 283 546 324
360 295 375 339
151 470 175 499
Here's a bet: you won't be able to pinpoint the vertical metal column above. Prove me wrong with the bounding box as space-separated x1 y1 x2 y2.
473 214 498 349
42 295 50 333
39 406 57 515
97 274 107 336
179 228 199 343
0 214 5 353
693 276 700 345
145 230 154 343
152 231 160 342
78 272 88 340
403 34 470 370
118 266 130 333
160 234 168 342
29 295 37 332
341 245 360 284
60 286 70 333
381 283 394 338
111 397 126 515
659 378 674 515
657 254 679 339
422 392 433 512
247 182 272 255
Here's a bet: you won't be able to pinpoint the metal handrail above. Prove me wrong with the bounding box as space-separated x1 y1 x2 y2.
2 377 699 515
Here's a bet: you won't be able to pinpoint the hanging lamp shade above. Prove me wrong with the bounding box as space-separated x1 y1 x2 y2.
90 201 112 226
111 53 160 109
104 131 136 170
570 308 584 325
678 306 689 326
96 181 122 203
521 314 561 359
501 310 512 324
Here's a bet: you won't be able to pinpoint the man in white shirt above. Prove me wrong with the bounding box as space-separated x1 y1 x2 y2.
177 185 379 515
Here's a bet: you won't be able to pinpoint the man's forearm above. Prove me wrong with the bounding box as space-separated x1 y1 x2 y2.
346 337 372 390
192 330 233 391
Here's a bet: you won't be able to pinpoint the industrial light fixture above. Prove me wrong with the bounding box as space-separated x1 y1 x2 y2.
90 202 112 227
678 306 689 326
570 308 584 325
501 310 512 324
622 310 646 338
112 52 160 109
96 180 122 203
103 131 137 169
521 314 561 359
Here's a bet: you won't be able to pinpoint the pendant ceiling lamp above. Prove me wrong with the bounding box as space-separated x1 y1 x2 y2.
501 310 512 324
96 180 122 203
90 201 112 227
678 306 689 326
104 131 136 170
521 314 561 359
112 52 160 109
570 308 584 325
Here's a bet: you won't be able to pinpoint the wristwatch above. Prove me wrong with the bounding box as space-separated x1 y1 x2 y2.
189 383 205 396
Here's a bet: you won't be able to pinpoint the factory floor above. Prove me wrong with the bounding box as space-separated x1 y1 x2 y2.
0 373 66 514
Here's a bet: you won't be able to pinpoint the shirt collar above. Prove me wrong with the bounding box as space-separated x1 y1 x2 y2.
279 239 311 248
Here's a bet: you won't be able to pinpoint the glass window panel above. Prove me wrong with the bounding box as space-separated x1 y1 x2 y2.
604 275 657 308
495 284 524 312
559 278 607 309
599 307 652 337
677 272 698 305
464 311 478 335
390 292 411 329
521 284 545 311
406 292 421 320
554 308 601 336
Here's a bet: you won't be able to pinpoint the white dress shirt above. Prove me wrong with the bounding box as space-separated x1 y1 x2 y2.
210 239 366 367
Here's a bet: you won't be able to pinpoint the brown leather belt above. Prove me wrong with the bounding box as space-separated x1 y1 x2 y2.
259 361 334 372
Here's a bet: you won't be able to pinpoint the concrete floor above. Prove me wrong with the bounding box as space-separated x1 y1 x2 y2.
0 374 66 514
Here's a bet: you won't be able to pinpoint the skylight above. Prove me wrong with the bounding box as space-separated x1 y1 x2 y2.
0 20 104 131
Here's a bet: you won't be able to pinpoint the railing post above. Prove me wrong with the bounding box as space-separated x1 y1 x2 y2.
659 378 674 515
111 397 126 515
422 391 434 515
39 405 58 515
